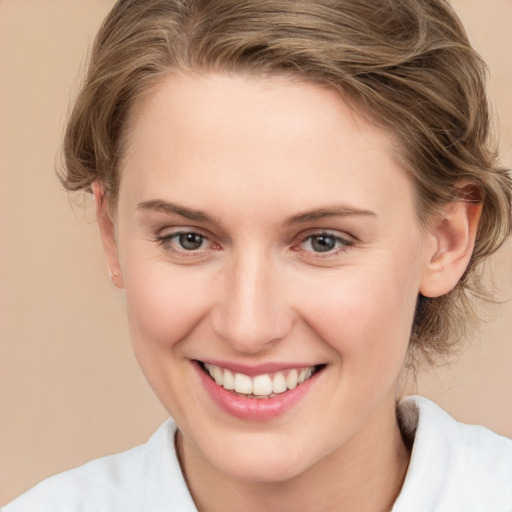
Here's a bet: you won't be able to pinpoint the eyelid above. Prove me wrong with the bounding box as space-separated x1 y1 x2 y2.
293 229 355 256
155 223 215 241
299 228 354 243
154 227 219 257
154 225 355 261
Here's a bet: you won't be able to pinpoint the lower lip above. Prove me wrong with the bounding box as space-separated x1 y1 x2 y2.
194 361 323 421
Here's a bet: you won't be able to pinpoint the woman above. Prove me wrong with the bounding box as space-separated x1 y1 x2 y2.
4 0 512 510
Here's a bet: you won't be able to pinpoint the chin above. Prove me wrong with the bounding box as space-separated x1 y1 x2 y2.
199 434 316 484
220 456 307 484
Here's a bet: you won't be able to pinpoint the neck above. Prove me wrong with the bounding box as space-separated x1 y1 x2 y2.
177 398 410 512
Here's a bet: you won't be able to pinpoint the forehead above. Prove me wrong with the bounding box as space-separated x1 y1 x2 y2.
118 72 415 221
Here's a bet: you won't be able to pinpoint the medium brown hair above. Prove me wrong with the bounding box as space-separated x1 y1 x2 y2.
62 0 512 366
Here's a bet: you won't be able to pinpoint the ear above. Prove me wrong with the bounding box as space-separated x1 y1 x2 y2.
420 190 482 298
92 181 124 289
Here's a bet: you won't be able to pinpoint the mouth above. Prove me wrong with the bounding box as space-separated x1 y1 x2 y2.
194 359 327 421
198 361 325 399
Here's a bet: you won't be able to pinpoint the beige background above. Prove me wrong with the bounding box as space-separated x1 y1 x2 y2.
1 0 511 504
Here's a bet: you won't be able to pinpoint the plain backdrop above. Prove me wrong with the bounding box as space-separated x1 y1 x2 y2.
1 0 511 504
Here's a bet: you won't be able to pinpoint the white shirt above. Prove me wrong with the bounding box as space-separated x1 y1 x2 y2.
393 397 512 511
4 396 512 512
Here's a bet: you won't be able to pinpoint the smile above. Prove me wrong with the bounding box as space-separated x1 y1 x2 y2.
195 360 325 420
201 362 320 398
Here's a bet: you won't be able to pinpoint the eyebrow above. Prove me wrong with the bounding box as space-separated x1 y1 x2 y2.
137 199 377 226
137 200 219 224
283 205 377 226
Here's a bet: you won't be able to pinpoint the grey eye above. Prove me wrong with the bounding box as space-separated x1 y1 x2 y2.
178 232 204 250
310 234 337 252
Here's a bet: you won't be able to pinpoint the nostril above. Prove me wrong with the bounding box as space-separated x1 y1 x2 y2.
210 304 295 353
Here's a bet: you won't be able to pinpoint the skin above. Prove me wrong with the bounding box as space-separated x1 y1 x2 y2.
94 72 481 512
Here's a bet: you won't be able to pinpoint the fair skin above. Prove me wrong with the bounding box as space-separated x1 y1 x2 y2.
94 72 481 512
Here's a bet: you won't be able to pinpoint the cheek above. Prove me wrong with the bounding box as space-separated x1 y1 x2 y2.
122 262 213 350
120 263 216 418
292 262 420 367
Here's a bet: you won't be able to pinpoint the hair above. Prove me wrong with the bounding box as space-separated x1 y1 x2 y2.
62 0 512 367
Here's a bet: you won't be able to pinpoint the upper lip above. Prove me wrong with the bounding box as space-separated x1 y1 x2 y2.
197 359 322 376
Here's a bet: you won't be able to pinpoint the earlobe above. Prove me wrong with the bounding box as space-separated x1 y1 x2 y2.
420 196 482 298
92 181 124 289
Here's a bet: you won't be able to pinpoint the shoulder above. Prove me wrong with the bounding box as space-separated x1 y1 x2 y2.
394 396 512 512
3 418 197 512
3 444 147 512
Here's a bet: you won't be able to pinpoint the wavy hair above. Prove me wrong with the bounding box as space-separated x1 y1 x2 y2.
61 0 512 366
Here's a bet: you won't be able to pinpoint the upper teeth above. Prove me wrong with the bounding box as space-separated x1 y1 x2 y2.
203 363 315 396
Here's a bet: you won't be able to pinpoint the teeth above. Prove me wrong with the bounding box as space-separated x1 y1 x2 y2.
286 369 298 390
272 372 287 394
234 373 252 394
212 365 223 385
298 367 313 383
203 363 318 397
223 369 235 390
253 374 273 396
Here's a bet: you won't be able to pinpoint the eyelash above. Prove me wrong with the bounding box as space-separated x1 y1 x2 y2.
296 232 354 257
155 230 215 258
154 230 354 258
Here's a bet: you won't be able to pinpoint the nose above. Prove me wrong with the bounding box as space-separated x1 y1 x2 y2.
211 248 294 354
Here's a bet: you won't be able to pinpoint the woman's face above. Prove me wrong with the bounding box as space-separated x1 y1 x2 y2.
108 73 432 482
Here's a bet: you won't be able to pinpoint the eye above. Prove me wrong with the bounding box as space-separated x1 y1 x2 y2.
176 232 205 250
155 230 212 253
299 232 353 254
308 234 338 252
